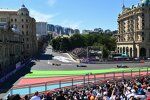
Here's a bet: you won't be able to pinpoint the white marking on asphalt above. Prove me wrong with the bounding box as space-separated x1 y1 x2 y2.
48 60 51 64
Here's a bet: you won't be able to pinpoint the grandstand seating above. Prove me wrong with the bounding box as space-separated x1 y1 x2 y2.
4 75 150 100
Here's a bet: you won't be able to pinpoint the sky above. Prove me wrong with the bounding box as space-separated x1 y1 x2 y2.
0 0 140 31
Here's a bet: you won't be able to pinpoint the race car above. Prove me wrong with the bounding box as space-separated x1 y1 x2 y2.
117 65 128 68
77 64 87 67
52 63 61 66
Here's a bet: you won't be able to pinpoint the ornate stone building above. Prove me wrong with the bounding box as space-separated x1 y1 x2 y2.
0 4 38 58
0 27 23 74
117 0 150 58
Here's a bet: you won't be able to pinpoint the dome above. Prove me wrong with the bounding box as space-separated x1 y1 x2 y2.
19 4 28 11
141 0 150 6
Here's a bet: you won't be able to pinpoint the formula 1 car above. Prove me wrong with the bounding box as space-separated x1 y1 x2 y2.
77 64 87 67
117 65 128 68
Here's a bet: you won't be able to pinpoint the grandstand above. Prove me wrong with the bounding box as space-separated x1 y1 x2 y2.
3 68 150 100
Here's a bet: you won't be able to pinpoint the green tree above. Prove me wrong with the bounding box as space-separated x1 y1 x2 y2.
51 36 61 50
51 29 117 59
70 33 86 49
60 37 71 52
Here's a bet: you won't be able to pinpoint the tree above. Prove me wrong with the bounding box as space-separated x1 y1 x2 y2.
102 45 109 59
51 28 117 59
70 33 86 49
59 37 71 52
51 36 61 50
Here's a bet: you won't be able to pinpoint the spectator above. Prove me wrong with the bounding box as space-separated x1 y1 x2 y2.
30 91 41 100
24 95 29 100
8 75 150 100
10 94 22 100
56 91 66 100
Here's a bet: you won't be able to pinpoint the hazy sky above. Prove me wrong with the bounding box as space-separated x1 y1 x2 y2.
0 0 140 31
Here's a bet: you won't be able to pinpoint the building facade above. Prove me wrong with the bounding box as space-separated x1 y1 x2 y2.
0 27 23 74
47 24 80 38
117 0 150 58
36 22 48 38
0 4 37 58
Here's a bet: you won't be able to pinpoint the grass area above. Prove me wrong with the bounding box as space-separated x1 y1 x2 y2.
24 67 150 78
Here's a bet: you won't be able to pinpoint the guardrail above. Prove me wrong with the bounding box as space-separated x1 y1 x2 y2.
7 67 150 98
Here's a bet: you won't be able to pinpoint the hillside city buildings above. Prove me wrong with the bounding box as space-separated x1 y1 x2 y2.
47 24 80 38
117 0 150 58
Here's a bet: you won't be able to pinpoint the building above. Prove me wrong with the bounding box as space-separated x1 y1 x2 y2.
55 25 64 36
47 24 80 38
117 0 150 58
74 29 80 34
82 30 92 34
0 24 23 74
36 22 49 51
0 4 37 58
47 24 55 32
36 22 48 40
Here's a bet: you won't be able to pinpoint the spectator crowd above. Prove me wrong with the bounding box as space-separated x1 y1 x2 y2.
3 75 150 100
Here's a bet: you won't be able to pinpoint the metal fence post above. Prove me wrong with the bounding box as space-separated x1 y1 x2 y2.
59 80 61 89
88 74 89 84
10 88 13 96
139 69 140 77
94 74 96 84
131 70 132 78
72 78 73 87
147 67 148 76
104 73 106 80
45 83 47 92
29 86 31 98
83 76 85 87
122 71 124 79
113 72 115 80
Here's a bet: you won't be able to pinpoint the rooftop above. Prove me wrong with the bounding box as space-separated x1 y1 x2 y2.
0 9 17 12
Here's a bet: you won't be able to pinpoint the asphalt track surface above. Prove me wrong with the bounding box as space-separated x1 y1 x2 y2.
31 47 150 71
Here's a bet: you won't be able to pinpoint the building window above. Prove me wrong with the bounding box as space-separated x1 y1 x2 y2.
142 8 145 11
27 44 29 49
22 31 24 35
26 38 29 41
11 25 13 28
23 38 24 41
0 18 6 22
11 19 13 22
26 25 28 29
26 19 28 22
22 25 24 28
21 13 23 15
22 19 24 22
15 19 17 22
142 37 144 41
26 31 28 36
142 32 144 36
